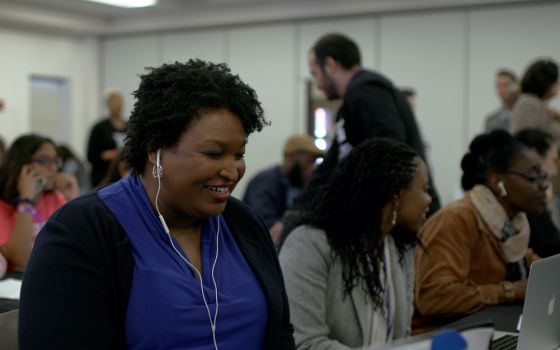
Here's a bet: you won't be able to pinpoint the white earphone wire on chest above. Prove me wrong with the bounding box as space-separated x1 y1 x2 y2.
153 149 220 350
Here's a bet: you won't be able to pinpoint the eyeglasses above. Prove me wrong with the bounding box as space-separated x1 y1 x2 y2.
505 171 549 187
31 157 63 169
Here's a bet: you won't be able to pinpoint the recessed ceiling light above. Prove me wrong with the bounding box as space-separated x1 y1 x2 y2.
85 0 158 8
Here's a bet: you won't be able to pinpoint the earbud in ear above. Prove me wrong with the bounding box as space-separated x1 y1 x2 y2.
498 181 507 198
152 149 163 178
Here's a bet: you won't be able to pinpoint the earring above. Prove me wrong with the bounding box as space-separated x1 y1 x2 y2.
498 181 507 198
152 164 163 178
391 201 399 226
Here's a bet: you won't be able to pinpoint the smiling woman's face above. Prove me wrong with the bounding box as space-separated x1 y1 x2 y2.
156 107 247 221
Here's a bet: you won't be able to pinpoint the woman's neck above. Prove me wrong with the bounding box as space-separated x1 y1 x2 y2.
496 196 518 220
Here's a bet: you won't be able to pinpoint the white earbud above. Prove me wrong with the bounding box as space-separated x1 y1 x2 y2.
498 181 508 198
152 149 163 179
150 148 220 350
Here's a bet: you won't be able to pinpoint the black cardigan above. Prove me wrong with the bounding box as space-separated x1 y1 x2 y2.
19 193 295 349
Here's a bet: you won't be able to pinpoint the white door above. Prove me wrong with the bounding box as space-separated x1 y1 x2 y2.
29 76 70 144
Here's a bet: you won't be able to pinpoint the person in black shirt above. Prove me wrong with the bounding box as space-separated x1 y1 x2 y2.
86 89 127 187
301 33 440 215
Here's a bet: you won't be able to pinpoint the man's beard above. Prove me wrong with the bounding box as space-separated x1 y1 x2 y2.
287 161 305 188
323 75 340 100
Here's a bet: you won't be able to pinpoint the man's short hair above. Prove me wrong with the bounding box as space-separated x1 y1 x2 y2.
497 69 517 82
311 33 361 70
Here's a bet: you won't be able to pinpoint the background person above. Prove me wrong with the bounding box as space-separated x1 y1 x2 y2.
299 33 440 216
243 134 323 243
484 69 519 132
515 129 560 257
98 151 130 187
414 130 545 333
87 89 127 188
511 58 560 238
280 138 432 349
57 144 89 192
510 58 559 134
0 134 77 270
19 60 295 350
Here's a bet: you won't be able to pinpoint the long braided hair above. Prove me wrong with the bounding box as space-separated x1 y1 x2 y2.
291 138 419 307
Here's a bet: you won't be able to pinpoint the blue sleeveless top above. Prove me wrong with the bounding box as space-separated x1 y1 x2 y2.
99 176 268 350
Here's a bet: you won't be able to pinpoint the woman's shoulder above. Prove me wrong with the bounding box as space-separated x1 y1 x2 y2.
47 192 122 237
281 225 330 256
432 196 477 219
421 196 480 237
39 191 68 207
0 199 12 215
224 197 265 229
513 94 546 118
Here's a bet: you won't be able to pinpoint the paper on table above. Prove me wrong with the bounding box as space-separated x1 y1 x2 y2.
370 326 494 350
0 279 22 299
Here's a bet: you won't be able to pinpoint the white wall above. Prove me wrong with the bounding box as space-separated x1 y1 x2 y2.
2 2 557 204
101 1 560 203
468 3 560 140
380 11 467 203
0 28 99 158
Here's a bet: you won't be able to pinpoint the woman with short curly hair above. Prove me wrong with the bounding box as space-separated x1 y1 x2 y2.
19 60 295 350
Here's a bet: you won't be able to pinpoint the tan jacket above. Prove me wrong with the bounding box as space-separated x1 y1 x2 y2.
413 194 517 333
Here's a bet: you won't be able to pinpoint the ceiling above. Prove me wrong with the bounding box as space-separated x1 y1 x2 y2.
0 0 551 35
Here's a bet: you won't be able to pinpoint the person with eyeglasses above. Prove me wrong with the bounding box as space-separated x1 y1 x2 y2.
413 130 546 333
0 134 78 270
515 129 560 258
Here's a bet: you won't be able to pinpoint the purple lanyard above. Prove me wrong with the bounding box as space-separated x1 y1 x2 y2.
362 239 394 339
381 248 393 339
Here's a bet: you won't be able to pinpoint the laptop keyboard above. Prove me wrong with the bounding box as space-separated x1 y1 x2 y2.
490 334 518 350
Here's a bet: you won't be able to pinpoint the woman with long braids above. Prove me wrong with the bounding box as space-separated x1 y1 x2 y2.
279 138 432 349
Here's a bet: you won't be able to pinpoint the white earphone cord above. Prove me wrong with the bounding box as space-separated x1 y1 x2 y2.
154 160 220 350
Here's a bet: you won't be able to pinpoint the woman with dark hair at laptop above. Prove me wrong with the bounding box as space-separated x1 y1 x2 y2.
414 130 546 333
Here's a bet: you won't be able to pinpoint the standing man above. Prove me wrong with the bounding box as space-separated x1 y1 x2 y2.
87 89 127 187
301 33 440 214
484 69 519 132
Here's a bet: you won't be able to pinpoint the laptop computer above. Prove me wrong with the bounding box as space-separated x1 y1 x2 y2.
492 253 560 350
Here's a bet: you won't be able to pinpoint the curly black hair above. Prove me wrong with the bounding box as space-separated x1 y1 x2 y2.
461 130 527 191
122 59 268 174
520 58 559 98
289 138 419 307
0 134 56 204
515 128 554 157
